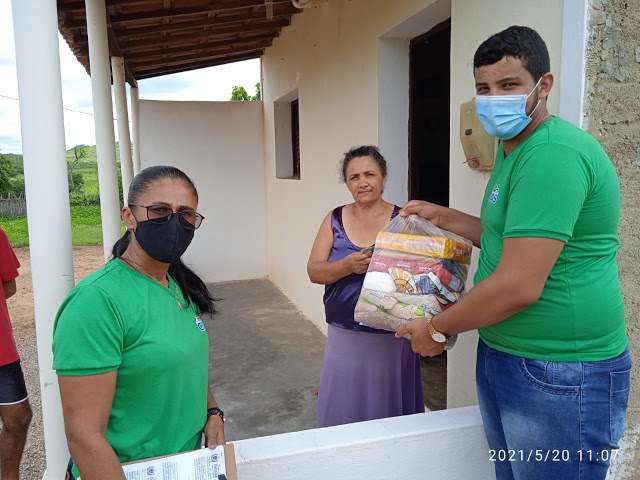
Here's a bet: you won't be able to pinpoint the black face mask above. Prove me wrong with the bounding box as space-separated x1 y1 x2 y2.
133 214 194 263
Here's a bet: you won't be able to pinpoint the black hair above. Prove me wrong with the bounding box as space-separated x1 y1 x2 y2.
111 165 216 317
339 145 387 183
473 26 550 82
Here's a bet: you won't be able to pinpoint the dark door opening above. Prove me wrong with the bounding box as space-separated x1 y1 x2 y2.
409 19 451 207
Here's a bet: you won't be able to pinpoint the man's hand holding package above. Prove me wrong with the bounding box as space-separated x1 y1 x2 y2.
396 317 445 357
400 200 445 227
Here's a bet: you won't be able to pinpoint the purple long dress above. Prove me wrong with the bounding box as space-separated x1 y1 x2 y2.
316 206 424 428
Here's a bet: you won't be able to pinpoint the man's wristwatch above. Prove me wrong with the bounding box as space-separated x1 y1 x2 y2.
426 317 447 343
207 407 226 423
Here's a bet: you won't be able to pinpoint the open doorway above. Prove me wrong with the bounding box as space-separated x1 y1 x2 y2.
408 18 451 412
377 2 453 409
408 19 451 206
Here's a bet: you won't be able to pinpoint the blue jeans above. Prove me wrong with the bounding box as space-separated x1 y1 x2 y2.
476 338 631 480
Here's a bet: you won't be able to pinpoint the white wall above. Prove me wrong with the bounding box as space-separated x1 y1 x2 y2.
378 0 452 207
377 37 410 206
139 100 267 283
233 406 494 479
262 0 565 406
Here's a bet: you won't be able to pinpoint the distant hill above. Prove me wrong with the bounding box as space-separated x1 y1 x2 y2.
66 144 100 170
66 144 122 197
3 153 25 175
1 144 104 174
2 143 122 198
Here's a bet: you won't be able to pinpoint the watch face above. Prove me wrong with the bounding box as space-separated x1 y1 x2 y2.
432 332 447 343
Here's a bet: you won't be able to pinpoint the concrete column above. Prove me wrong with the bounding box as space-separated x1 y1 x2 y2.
11 0 75 477
86 0 122 260
111 56 134 204
559 0 588 128
130 87 141 175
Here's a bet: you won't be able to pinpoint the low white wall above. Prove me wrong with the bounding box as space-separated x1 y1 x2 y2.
139 100 267 283
233 406 494 479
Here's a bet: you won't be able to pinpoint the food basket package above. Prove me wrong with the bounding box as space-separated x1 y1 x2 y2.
355 214 473 349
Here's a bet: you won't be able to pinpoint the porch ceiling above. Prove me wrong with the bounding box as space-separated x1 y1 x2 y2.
56 0 303 86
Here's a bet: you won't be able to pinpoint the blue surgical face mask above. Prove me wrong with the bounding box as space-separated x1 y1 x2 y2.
475 78 542 140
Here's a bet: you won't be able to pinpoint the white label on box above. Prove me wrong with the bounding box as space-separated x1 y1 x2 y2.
77 446 227 480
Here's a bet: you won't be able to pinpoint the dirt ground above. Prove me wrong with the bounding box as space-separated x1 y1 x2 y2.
8 245 105 332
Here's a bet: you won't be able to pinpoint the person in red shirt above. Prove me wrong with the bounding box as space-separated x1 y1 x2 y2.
0 227 32 480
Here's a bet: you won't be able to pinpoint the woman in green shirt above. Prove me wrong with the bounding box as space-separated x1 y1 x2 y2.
53 166 225 480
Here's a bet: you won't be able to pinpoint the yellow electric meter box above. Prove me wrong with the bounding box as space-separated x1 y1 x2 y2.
459 98 499 171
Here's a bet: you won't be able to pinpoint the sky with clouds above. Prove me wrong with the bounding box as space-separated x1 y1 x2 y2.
0 3 260 154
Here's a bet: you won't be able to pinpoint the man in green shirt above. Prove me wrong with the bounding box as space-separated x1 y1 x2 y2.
397 26 630 480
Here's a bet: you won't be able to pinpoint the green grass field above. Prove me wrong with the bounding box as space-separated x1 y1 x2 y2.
67 145 121 201
0 206 121 247
1 144 126 247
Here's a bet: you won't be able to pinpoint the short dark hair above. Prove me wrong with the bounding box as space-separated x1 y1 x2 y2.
473 26 550 82
339 145 387 183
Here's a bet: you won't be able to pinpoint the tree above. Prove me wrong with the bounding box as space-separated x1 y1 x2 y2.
0 154 15 196
117 166 124 204
230 86 251 101
230 82 261 101
11 176 25 197
68 173 84 193
251 82 261 101
68 145 86 192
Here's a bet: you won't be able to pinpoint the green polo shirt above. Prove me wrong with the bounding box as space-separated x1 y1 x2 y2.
53 259 209 477
475 116 627 361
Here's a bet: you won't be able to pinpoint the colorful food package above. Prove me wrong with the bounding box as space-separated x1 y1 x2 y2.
355 214 473 350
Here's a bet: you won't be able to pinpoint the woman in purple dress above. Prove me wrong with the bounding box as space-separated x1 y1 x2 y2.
307 145 424 428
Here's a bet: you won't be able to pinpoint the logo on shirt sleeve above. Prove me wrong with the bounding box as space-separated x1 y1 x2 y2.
195 315 206 332
489 184 500 204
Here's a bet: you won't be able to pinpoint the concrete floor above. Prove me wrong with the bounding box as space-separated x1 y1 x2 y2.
204 278 325 441
204 278 447 442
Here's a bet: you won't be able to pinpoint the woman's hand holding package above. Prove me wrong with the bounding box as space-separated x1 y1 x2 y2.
204 414 225 449
395 317 445 357
344 251 372 275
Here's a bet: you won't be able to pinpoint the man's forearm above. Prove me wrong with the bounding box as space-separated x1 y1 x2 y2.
432 271 537 336
432 236 562 336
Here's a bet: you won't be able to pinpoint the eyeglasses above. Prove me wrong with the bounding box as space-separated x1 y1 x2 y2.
130 204 205 230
